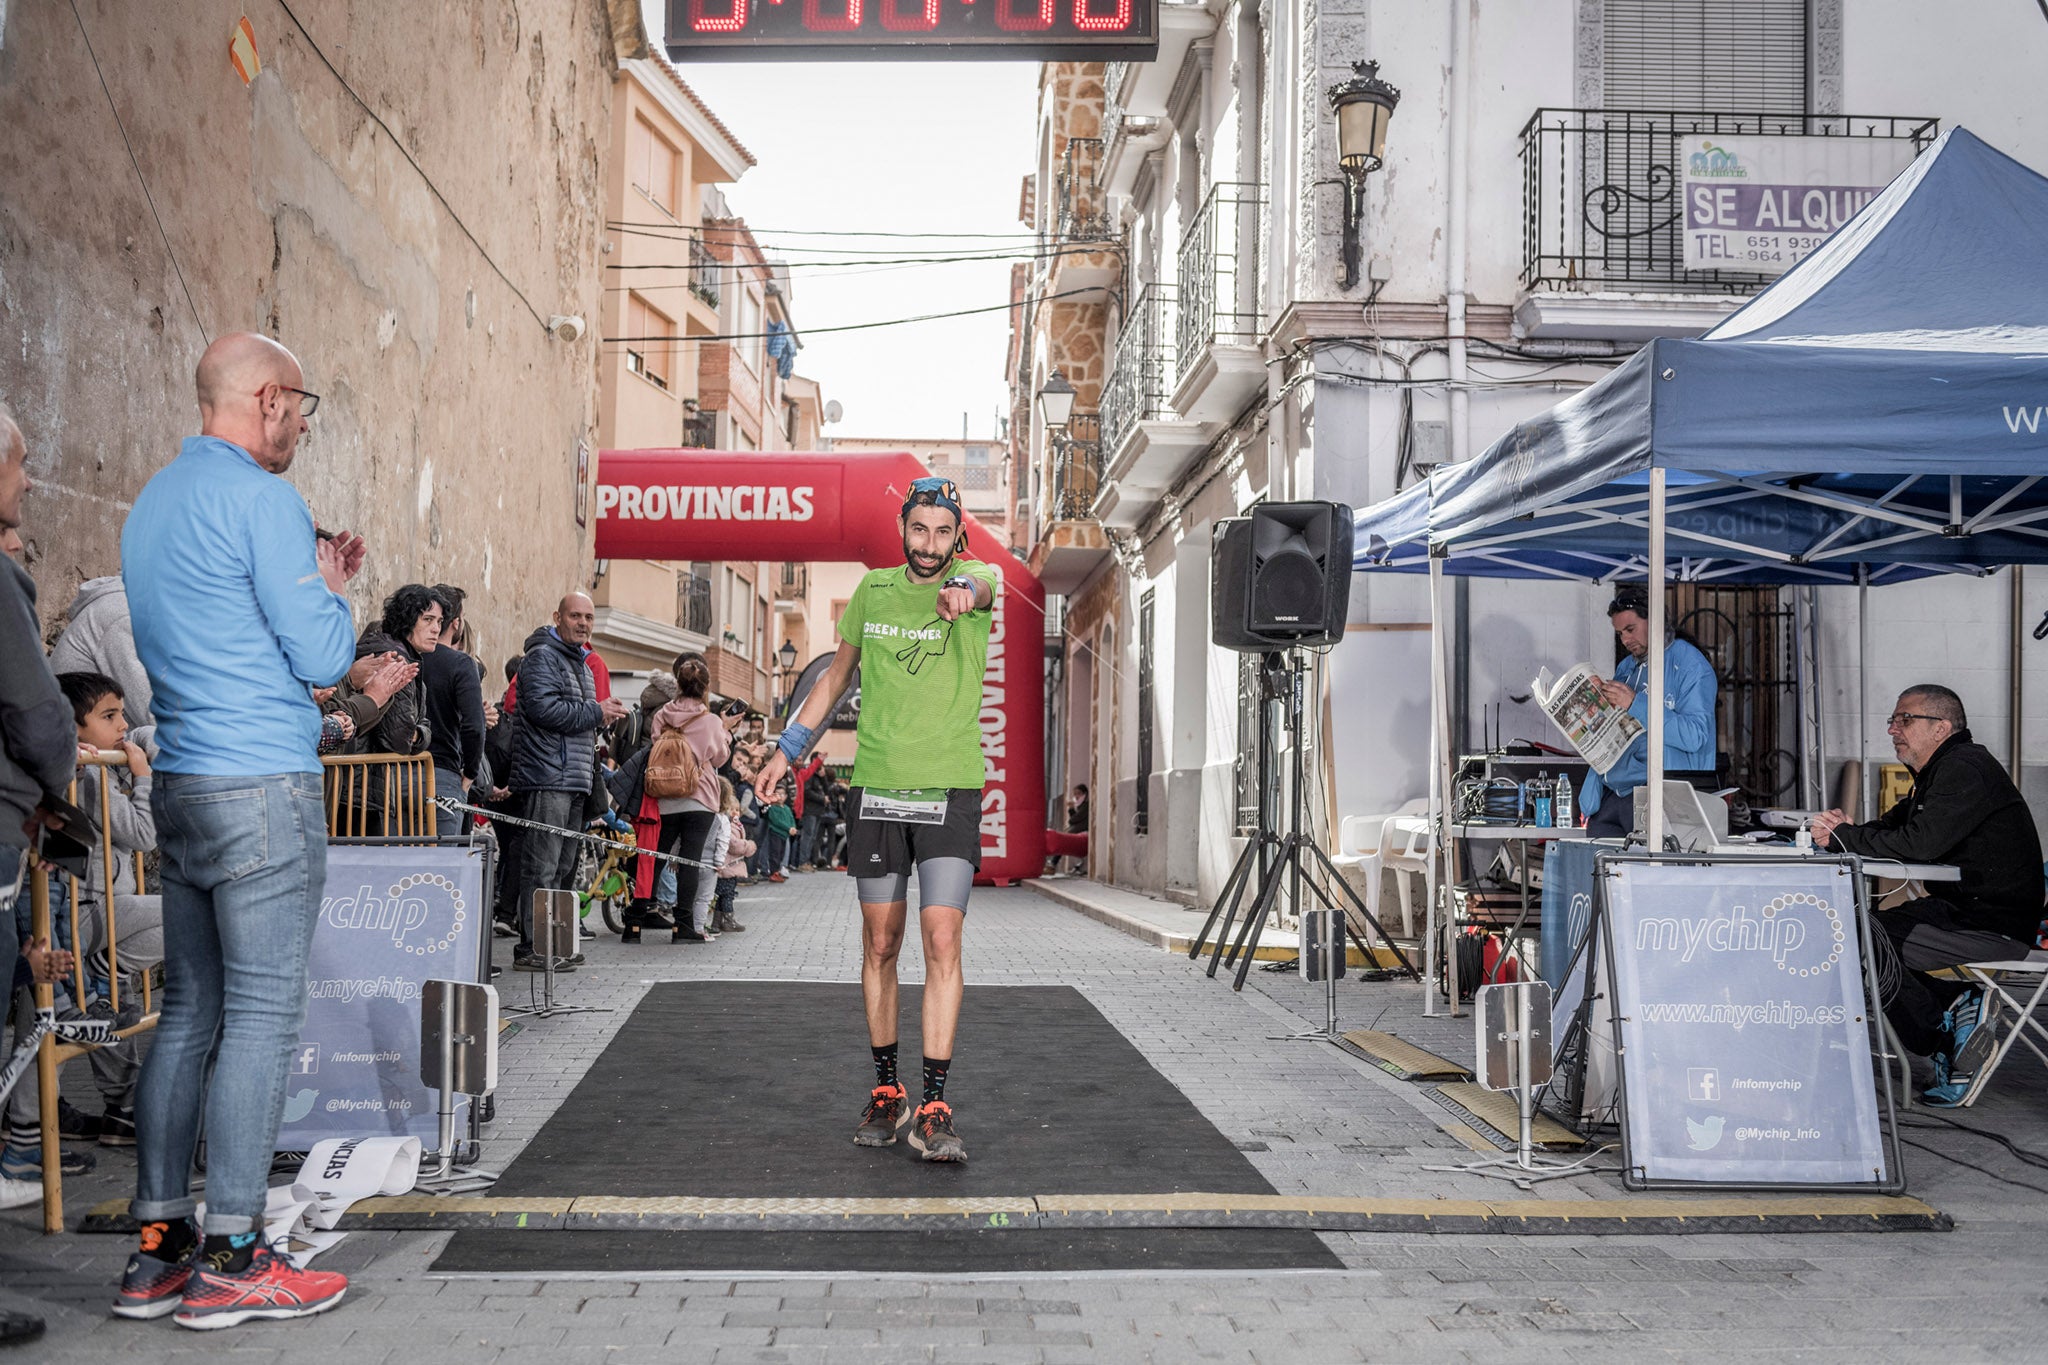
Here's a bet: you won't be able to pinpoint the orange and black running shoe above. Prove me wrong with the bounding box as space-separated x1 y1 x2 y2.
111 1221 197 1320
907 1100 966 1163
853 1083 911 1147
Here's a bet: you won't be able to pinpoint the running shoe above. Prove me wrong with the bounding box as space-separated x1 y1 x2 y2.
1947 987 1997 1078
853 1084 911 1147
0 1143 95 1179
907 1100 967 1163
57 1097 101 1144
173 1243 347 1330
111 1221 197 1320
99 1105 137 1147
0 1175 39 1211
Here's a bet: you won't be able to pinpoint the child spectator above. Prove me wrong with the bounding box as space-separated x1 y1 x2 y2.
684 781 733 941
2 671 156 1175
713 779 753 934
759 785 794 884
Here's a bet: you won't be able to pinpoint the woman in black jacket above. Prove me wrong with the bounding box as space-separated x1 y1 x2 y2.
347 584 446 832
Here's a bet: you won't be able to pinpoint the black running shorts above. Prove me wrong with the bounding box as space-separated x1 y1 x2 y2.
844 786 983 878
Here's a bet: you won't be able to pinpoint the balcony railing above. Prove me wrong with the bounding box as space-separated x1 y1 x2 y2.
1101 285 1177 458
689 235 721 308
678 571 713 636
778 561 809 600
1056 137 1115 243
682 408 717 448
1050 413 1101 521
1175 182 1265 377
1520 109 1938 294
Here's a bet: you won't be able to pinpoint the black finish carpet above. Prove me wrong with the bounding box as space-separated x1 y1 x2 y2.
433 981 1340 1273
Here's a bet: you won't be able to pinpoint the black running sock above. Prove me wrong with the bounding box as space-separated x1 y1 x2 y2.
921 1055 951 1105
873 1042 900 1091
142 1217 196 1262
199 1232 258 1275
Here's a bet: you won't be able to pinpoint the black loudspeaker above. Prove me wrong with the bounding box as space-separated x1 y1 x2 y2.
1211 501 1354 651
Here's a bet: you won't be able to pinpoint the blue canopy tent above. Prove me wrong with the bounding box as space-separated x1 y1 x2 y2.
1345 127 2048 1006
1356 127 2048 586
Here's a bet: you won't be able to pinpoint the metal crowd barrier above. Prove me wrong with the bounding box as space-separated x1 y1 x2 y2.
26 750 158 1233
24 751 435 1232
322 751 436 837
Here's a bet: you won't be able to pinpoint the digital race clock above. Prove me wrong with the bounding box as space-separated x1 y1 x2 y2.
665 0 1158 60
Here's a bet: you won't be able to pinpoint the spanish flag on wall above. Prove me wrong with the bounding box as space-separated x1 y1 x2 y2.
229 16 261 85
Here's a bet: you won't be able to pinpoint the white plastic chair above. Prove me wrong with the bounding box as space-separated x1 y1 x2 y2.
1332 799 1429 938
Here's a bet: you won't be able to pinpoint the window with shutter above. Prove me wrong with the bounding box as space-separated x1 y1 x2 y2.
625 293 674 390
630 114 680 217
1602 0 1808 112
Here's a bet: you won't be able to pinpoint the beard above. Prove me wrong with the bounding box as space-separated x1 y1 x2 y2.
903 538 951 581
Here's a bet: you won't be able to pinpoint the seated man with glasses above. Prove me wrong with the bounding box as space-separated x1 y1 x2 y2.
1811 685 2044 1105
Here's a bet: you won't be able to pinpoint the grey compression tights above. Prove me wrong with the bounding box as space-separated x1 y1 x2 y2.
856 857 976 912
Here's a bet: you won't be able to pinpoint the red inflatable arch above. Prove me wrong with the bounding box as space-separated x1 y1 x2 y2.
594 449 1046 885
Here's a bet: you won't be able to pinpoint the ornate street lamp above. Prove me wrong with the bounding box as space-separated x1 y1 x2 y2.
1036 368 1077 431
1325 60 1400 291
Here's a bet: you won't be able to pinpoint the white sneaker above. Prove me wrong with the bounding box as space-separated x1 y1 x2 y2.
0 1175 40 1210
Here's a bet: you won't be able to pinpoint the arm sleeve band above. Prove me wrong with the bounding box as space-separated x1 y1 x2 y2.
778 721 815 762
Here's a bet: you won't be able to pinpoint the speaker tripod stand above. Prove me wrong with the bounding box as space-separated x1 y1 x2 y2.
1189 650 1419 1037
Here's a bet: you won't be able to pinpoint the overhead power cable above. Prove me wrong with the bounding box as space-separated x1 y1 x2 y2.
274 0 546 330
608 219 1046 240
602 286 1092 345
69 0 206 343
606 224 1104 258
605 244 1112 272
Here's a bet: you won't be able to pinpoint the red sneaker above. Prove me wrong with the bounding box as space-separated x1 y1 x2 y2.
111 1222 196 1320
173 1244 347 1330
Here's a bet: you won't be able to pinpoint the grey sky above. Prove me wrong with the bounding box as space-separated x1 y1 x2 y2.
643 4 1040 442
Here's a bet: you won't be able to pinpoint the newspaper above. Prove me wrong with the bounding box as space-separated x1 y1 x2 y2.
1532 663 1644 775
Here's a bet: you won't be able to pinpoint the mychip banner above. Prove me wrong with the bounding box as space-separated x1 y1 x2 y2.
278 842 488 1150
1601 856 1892 1188
1682 134 1917 274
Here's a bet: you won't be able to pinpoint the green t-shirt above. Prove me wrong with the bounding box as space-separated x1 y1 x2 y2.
838 559 1002 791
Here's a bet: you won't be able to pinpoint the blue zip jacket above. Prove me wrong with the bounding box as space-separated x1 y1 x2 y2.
121 437 356 776
1579 637 1718 816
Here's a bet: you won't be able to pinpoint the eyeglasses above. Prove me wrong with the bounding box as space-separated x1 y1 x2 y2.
1886 712 1946 730
262 385 321 417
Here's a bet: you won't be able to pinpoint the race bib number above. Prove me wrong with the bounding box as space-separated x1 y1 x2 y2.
860 788 948 825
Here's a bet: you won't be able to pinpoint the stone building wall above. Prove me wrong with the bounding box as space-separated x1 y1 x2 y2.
0 2 638 663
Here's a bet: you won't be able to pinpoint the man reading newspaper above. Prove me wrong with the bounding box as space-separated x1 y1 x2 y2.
1548 587 1718 838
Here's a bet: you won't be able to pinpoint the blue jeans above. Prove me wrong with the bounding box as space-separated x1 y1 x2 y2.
133 772 328 1235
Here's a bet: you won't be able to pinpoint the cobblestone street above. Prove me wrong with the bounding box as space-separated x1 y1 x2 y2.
8 871 2048 1362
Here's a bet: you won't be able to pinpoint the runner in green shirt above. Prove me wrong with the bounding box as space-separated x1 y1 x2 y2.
752 476 998 1163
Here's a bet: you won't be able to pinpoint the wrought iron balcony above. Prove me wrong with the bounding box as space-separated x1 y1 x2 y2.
1101 285 1177 460
777 561 809 600
1175 182 1265 379
678 571 714 636
682 407 717 449
689 235 721 308
1519 109 1938 294
1056 137 1115 243
1049 414 1102 522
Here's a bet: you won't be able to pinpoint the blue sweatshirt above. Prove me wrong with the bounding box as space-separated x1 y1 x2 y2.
122 437 356 776
1579 637 1718 815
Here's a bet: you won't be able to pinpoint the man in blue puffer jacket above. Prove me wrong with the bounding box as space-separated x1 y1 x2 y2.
508 592 626 969
1578 586 1718 839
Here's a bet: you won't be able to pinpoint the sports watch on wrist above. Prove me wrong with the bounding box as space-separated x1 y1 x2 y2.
941 574 976 594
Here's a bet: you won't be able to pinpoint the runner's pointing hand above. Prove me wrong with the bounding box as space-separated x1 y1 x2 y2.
935 583 976 622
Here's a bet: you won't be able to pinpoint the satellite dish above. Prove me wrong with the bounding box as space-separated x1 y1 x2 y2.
823 399 844 425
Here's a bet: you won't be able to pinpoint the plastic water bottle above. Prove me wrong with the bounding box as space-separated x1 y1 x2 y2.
1554 772 1575 828
1532 771 1553 828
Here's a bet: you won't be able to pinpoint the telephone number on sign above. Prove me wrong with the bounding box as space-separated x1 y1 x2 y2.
1747 235 1828 251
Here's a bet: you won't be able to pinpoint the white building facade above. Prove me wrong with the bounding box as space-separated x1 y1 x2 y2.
1013 0 2048 904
